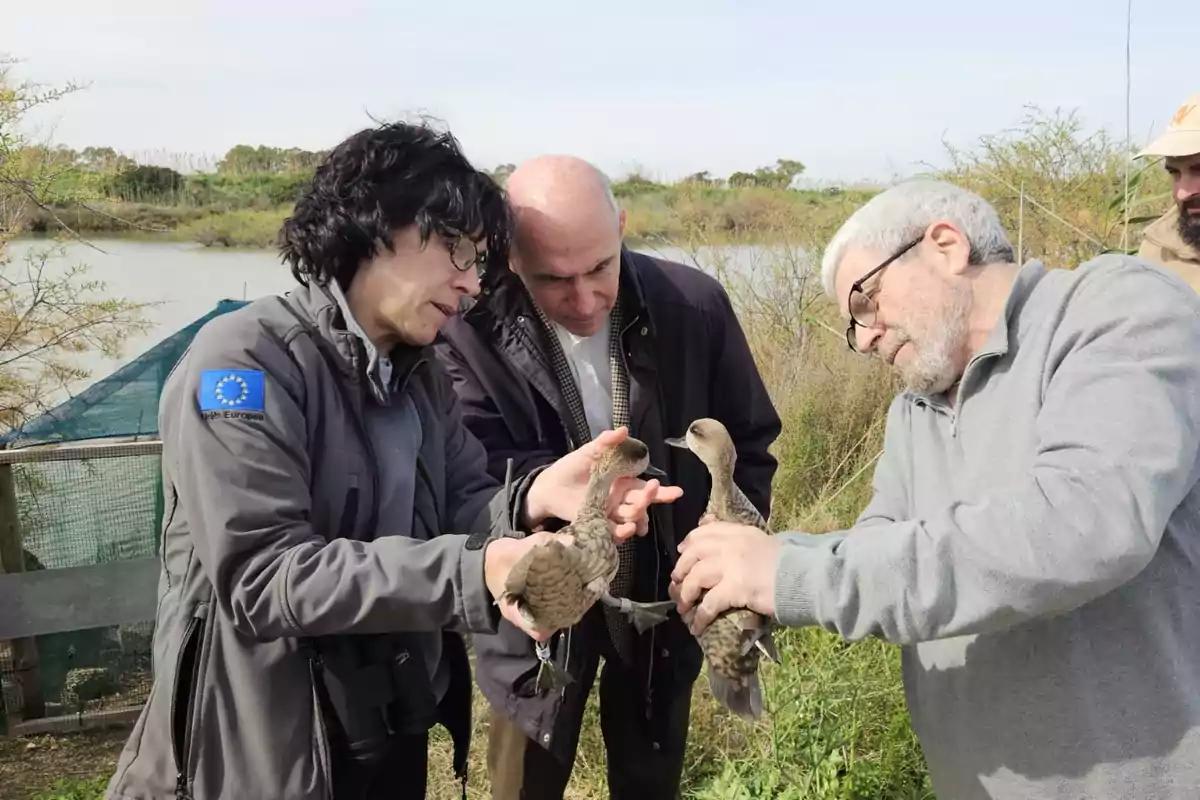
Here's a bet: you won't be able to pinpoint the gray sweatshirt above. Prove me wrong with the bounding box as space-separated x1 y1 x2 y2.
774 254 1200 799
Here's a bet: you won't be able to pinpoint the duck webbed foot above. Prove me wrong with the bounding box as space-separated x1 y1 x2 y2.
738 623 781 663
534 640 573 692
599 592 676 633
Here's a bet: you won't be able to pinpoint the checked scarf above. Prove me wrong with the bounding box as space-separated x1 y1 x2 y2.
529 297 637 663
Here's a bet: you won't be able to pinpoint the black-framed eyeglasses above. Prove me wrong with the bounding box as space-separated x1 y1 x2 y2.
444 231 488 276
844 236 922 352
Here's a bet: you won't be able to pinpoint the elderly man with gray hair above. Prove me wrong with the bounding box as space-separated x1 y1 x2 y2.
668 178 1200 799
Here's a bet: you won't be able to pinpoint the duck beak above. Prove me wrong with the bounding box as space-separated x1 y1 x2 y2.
664 437 687 449
641 464 668 480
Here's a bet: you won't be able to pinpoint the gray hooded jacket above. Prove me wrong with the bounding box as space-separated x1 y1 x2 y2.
104 280 540 799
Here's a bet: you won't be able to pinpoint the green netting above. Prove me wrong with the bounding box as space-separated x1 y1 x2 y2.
0 451 161 730
0 299 248 734
0 299 249 450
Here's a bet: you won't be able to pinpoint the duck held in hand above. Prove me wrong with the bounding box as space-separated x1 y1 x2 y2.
501 435 677 654
667 417 781 720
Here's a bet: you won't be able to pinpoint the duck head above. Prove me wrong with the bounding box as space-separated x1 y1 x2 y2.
666 417 735 472
595 434 654 481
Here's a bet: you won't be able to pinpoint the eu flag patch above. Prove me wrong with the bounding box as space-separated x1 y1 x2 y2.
198 369 266 414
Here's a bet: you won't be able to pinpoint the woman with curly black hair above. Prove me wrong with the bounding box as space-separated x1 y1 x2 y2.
104 120 679 800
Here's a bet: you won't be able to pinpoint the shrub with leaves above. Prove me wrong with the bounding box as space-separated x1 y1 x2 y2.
0 55 150 431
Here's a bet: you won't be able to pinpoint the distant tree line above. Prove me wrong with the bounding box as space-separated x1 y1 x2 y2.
12 144 329 209
485 158 807 193
13 141 813 213
213 144 332 175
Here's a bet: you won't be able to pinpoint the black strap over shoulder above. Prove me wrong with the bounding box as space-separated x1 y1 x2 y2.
271 291 473 796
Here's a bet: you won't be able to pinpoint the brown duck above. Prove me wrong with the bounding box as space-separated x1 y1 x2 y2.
501 434 676 688
667 417 780 719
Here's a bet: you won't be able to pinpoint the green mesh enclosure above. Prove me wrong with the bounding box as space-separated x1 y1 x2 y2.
0 299 248 735
0 299 249 450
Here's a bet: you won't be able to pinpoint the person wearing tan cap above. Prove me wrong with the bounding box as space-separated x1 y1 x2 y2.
1136 92 1200 290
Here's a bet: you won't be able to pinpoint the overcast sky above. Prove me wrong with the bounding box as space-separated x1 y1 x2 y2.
5 0 1195 185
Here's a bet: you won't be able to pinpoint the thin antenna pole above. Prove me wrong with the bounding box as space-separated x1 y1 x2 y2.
1017 181 1025 264
1122 0 1133 251
979 167 1109 250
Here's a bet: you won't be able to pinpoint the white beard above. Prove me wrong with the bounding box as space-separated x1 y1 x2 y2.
898 280 972 396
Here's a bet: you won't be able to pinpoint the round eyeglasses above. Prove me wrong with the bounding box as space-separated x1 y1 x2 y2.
844 237 921 352
445 232 488 276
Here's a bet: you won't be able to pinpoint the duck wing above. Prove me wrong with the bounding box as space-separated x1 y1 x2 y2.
726 481 771 533
502 536 592 632
571 518 619 588
691 607 768 719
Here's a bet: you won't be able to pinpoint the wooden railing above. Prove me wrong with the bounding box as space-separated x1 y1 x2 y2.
0 440 163 736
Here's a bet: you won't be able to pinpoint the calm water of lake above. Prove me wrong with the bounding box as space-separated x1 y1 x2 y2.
3 237 807 404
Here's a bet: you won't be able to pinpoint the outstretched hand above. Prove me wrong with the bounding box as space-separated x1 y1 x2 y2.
524 426 683 538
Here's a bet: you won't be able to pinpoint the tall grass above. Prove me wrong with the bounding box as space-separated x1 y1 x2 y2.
621 185 877 247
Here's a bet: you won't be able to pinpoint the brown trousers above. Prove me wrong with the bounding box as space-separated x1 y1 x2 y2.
485 609 693 800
